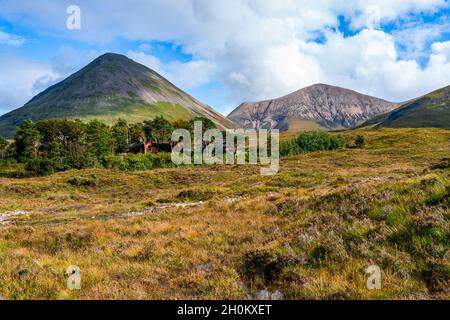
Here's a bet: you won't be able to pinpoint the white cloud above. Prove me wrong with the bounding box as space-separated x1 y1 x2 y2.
127 50 215 89
431 41 450 61
0 56 59 114
391 15 450 60
0 29 25 46
345 0 448 29
0 46 99 114
306 30 450 102
50 45 99 76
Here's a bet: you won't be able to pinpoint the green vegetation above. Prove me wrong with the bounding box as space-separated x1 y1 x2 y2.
144 116 175 143
103 153 174 171
364 85 450 129
382 102 450 129
3 116 216 176
70 100 195 125
0 134 8 159
0 99 195 138
14 119 41 160
354 135 366 148
111 119 129 154
280 131 345 156
172 116 217 132
176 188 217 201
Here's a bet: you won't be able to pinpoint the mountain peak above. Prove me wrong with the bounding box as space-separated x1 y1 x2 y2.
0 53 235 137
305 83 334 89
94 52 134 64
299 83 382 97
98 52 126 59
228 84 398 131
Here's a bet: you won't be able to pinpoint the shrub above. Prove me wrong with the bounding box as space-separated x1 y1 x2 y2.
177 189 216 201
421 261 450 292
242 249 306 284
103 154 151 170
67 175 98 187
103 155 127 170
25 158 59 176
265 198 303 216
431 158 450 170
103 153 175 171
152 152 175 168
280 131 345 156
242 250 283 283
354 135 366 148
309 237 348 267
280 139 301 157
124 154 154 170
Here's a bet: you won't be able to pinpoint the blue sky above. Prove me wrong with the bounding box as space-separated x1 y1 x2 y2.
0 0 449 117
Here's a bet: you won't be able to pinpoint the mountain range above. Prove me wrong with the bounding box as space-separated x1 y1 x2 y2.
0 52 448 137
0 53 235 137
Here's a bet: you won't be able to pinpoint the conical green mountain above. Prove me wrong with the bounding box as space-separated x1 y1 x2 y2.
0 53 236 137
363 85 450 129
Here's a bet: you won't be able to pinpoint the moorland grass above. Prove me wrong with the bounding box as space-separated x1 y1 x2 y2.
0 128 448 299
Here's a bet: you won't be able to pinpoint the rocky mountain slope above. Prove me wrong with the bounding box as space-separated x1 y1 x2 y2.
0 53 236 137
227 84 399 131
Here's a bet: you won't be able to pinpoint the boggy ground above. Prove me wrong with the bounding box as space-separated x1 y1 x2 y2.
0 128 448 299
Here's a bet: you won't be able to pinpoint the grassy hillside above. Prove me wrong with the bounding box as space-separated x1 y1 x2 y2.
0 128 449 299
382 102 450 129
364 86 450 129
0 100 194 137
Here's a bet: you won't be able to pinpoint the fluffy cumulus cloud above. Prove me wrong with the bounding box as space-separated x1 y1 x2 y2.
126 50 215 89
0 0 449 113
292 29 450 102
0 46 98 114
432 41 450 60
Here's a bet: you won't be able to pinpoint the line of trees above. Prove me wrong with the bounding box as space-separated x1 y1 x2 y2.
0 116 216 176
0 117 365 176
